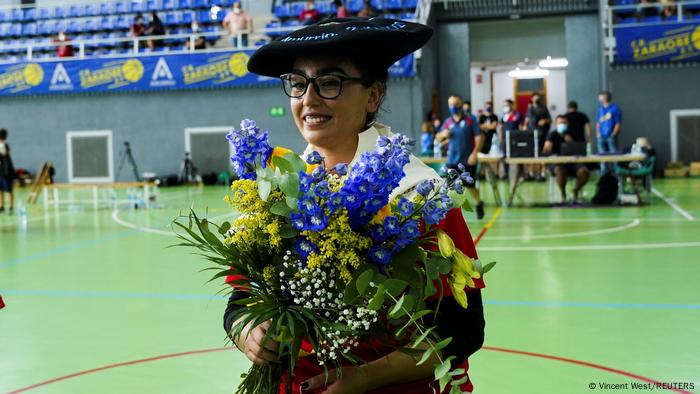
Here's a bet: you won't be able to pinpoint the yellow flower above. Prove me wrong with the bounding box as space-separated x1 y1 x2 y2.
262 265 276 282
305 162 319 174
268 146 294 168
448 250 481 308
436 229 456 259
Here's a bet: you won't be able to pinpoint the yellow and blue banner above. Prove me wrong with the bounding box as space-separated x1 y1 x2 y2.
0 50 415 96
615 21 700 64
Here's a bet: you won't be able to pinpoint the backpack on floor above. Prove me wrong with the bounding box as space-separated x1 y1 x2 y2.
592 172 618 205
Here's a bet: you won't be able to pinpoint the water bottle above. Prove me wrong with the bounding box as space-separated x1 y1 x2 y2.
109 189 117 210
586 143 592 156
433 141 442 158
18 202 27 226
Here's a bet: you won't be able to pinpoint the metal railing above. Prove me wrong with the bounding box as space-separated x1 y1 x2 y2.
433 0 597 20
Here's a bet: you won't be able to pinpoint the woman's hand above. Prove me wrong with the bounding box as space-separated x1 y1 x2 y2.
235 319 280 365
303 366 368 394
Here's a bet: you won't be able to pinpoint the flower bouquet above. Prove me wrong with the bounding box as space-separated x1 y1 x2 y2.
174 119 495 394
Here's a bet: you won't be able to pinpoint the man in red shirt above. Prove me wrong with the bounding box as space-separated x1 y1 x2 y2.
299 0 320 25
54 31 74 57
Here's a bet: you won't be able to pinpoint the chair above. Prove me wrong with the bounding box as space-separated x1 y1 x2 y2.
38 8 54 20
100 3 115 15
24 8 38 21
197 9 211 23
164 11 182 26
403 0 418 8
182 11 194 24
11 9 24 22
9 24 22 37
115 1 131 14
163 0 178 10
22 23 38 36
69 5 85 18
116 16 131 29
192 0 210 9
54 6 67 19
131 1 146 13
66 20 83 34
147 0 164 11
386 0 402 10
615 155 655 204
54 21 67 34
178 0 192 8
100 16 116 30
85 4 99 16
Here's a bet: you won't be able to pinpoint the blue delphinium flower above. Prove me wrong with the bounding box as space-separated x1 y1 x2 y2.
306 208 328 231
299 172 313 193
313 181 331 199
312 166 326 182
226 119 273 180
326 191 347 214
306 151 324 165
290 212 307 230
332 163 348 176
298 195 318 212
416 180 434 198
294 237 318 264
369 245 392 266
397 197 414 216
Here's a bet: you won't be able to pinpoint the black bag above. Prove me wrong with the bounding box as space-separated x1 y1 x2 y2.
592 172 618 205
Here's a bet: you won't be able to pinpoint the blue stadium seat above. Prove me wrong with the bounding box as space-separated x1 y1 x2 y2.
11 9 24 22
182 11 194 24
147 0 164 11
131 1 145 13
0 11 8 23
54 21 67 34
85 34 101 48
85 19 99 32
66 20 83 33
197 9 211 23
9 24 22 36
686 3 700 12
192 0 210 9
0 24 11 37
386 0 402 11
291 3 305 16
371 0 385 10
212 8 226 22
85 4 99 16
100 3 115 15
116 16 131 29
54 6 67 19
163 0 178 10
100 16 115 30
642 16 661 23
612 0 634 4
38 7 54 20
24 8 38 21
218 0 234 7
178 0 193 9
274 5 288 18
69 5 85 18
22 22 38 36
348 0 364 13
616 17 635 24
316 2 331 15
400 11 414 20
115 1 131 14
37 21 53 35
403 0 418 8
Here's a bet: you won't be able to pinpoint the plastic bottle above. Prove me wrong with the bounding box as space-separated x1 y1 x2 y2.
433 141 442 158
18 202 27 227
586 143 592 156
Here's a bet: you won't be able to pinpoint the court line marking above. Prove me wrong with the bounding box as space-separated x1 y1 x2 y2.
486 219 640 240
474 207 502 245
3 289 699 310
651 188 695 221
477 241 700 251
111 210 236 237
4 346 690 394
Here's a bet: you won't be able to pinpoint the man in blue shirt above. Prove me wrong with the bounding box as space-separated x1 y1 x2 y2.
596 91 622 173
436 95 485 219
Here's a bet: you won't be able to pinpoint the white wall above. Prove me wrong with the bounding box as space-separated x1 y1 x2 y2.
492 70 513 114
545 69 567 118
470 67 492 113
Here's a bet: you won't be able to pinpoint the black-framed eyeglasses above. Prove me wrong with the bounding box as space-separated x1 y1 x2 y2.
280 72 365 100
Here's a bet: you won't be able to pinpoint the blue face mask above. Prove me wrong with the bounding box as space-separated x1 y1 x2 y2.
449 106 462 116
556 124 568 134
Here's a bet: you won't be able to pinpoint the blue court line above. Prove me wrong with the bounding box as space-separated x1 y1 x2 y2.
1 289 699 310
0 229 136 269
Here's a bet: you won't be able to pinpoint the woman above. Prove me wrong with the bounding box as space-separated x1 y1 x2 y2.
333 0 349 18
0 128 16 214
224 18 485 393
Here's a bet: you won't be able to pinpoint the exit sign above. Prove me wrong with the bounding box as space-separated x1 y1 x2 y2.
269 106 286 117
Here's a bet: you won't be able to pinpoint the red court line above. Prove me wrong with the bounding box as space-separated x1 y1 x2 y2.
6 345 692 393
474 207 502 245
483 346 694 394
5 347 233 394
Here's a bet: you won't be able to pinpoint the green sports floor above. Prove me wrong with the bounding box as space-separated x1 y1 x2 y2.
1 178 699 394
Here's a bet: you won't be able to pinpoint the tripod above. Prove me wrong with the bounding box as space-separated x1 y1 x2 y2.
180 151 197 184
116 141 141 182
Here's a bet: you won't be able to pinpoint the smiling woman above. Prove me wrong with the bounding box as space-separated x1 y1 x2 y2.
224 18 486 394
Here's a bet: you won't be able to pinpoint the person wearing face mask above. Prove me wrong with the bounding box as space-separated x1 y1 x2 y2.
461 100 472 116
53 31 74 57
223 2 253 48
186 21 207 50
436 95 485 219
542 115 590 203
299 0 321 25
524 92 551 181
478 101 498 155
596 91 622 173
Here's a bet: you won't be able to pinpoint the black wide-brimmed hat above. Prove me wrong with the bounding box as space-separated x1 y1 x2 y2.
247 17 433 77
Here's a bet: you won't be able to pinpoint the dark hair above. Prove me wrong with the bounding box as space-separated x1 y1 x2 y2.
505 99 514 105
556 114 567 122
333 0 343 6
600 91 612 101
463 100 471 107
0 128 7 139
568 101 578 110
350 58 388 129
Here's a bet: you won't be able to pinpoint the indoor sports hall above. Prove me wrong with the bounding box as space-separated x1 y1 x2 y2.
1 0 699 393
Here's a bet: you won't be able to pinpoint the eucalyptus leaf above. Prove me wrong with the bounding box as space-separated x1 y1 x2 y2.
270 201 292 216
367 284 386 310
356 268 375 295
483 261 497 274
258 180 272 201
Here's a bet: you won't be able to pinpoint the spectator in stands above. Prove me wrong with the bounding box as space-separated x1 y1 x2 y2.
525 92 551 180
186 21 207 50
636 0 661 20
596 91 622 173
564 101 592 147
223 2 253 48
461 100 472 116
436 95 485 219
333 0 349 18
660 0 678 20
53 31 74 58
420 111 439 156
358 0 377 17
542 115 590 203
131 13 146 38
145 11 166 50
299 0 321 25
0 128 15 214
499 99 521 179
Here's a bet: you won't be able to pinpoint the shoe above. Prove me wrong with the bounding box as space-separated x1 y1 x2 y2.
476 201 485 220
0 207 4 213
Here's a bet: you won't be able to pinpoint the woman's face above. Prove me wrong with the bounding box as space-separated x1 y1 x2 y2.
290 56 382 150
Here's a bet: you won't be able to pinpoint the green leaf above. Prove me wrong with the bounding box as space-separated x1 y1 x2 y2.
410 326 435 348
355 268 375 295
279 224 298 239
284 152 308 173
217 221 231 235
285 196 299 210
434 337 453 351
272 156 294 174
367 284 385 310
270 201 292 216
258 180 272 201
439 374 451 393
482 261 497 274
383 278 408 297
434 356 455 381
280 173 300 199
388 294 406 319
416 347 434 366
449 368 465 377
